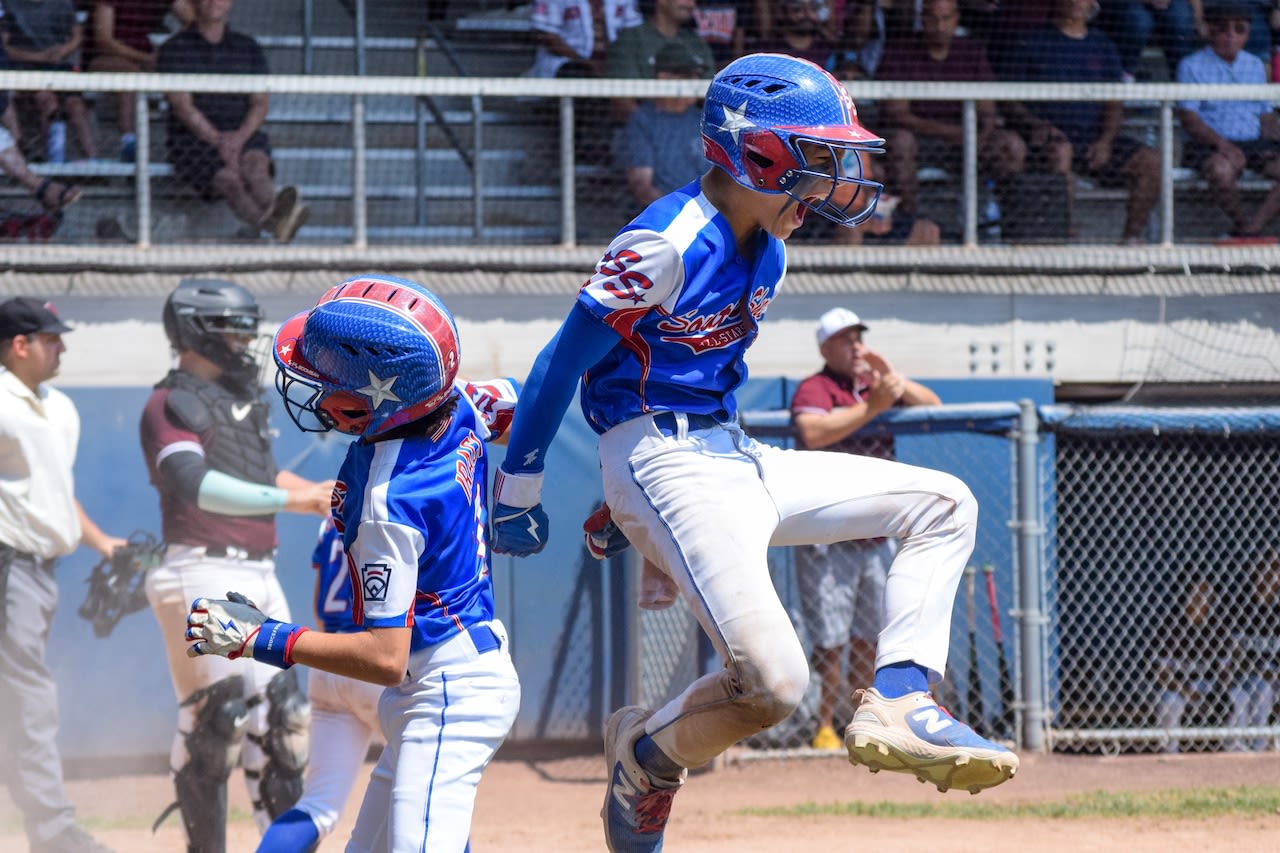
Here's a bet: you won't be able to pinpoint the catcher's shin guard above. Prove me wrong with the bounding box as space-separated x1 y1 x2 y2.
244 668 311 823
159 676 248 853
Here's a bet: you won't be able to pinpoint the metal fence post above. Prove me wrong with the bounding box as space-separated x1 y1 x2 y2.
472 94 484 238
134 90 151 248
352 94 367 249
962 99 977 247
1017 398 1047 751
559 96 576 248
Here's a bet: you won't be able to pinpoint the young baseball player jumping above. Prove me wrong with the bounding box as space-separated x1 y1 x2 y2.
185 274 522 853
491 52 1018 852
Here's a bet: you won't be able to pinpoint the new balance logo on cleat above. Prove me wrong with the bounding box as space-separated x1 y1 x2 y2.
844 688 1019 795
611 771 638 810
910 707 954 735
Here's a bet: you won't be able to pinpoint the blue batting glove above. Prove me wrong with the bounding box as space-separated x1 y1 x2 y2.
493 502 549 556
492 468 548 556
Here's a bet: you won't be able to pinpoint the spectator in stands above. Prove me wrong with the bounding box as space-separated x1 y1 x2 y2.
157 0 309 243
609 0 716 78
0 90 81 214
84 0 195 162
998 0 1161 244
526 0 642 164
608 0 716 125
1151 575 1229 753
1224 546 1280 751
1096 0 1203 81
1176 1 1280 241
983 0 1056 77
694 1 754 68
615 41 707 212
829 0 887 80
755 0 837 68
875 0 1027 223
526 0 642 79
1 0 100 162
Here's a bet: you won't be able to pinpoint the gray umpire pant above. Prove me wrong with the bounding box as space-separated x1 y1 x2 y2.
0 550 76 845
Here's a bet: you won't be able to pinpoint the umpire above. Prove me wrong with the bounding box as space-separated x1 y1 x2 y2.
0 297 123 853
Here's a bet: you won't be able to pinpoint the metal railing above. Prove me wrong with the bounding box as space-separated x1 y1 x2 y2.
1 71 1277 262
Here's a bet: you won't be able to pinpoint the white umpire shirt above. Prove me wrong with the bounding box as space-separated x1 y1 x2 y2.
0 366 82 560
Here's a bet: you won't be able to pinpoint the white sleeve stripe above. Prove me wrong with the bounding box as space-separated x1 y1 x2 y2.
155 440 205 466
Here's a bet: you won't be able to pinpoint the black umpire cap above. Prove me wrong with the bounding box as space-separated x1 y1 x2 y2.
0 296 73 341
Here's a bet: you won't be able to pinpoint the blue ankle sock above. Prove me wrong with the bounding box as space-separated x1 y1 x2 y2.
872 662 930 698
634 733 684 782
258 808 319 851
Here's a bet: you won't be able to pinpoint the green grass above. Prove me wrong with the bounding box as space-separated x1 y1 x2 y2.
739 786 1280 821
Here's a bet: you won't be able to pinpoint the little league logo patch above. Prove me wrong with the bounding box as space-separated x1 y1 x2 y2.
361 563 391 602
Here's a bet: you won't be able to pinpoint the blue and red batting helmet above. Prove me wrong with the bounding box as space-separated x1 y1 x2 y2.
701 52 885 226
273 274 460 438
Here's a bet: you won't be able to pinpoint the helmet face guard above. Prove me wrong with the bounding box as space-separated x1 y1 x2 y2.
742 129 883 227
701 53 885 227
272 275 461 439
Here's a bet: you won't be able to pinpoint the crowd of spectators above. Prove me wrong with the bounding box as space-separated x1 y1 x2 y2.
0 0 1277 245
521 0 1280 244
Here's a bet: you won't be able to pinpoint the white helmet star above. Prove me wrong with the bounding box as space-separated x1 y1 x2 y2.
718 100 755 144
358 370 401 409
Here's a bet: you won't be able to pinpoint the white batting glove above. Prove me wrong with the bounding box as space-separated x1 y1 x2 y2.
186 592 308 669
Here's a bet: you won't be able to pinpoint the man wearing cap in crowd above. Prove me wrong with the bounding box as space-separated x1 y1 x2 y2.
616 41 711 212
0 297 124 853
789 307 942 751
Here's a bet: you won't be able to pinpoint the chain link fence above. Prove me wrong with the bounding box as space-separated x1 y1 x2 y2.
630 403 1280 760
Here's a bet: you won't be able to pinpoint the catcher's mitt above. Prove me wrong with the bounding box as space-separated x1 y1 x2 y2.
78 530 165 638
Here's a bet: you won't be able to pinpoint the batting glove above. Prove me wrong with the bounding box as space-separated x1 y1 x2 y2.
583 503 630 560
186 591 309 670
492 468 548 556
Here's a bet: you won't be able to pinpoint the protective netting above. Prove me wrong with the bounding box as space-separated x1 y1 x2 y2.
1047 409 1280 754
0 2 1276 252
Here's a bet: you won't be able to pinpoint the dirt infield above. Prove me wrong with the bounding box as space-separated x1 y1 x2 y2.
3 749 1279 852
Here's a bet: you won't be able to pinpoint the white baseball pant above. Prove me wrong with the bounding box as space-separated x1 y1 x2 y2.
599 412 977 769
345 620 520 853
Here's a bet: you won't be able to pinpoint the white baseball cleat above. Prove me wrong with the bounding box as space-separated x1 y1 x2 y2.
844 688 1019 794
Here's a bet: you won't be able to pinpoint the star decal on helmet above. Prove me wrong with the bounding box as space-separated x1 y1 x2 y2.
358 370 402 408
718 100 755 144
277 340 293 359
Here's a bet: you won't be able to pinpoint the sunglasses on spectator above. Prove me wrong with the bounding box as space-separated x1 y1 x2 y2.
1211 20 1249 34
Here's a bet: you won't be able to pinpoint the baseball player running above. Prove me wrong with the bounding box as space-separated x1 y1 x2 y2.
186 275 521 853
492 52 1018 852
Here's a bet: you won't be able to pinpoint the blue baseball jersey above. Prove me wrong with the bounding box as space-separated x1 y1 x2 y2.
331 378 518 650
575 178 786 434
312 516 360 634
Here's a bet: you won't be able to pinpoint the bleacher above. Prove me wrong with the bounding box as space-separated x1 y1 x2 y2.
0 2 1272 248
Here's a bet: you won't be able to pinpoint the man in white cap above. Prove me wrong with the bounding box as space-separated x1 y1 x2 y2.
790 306 940 751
